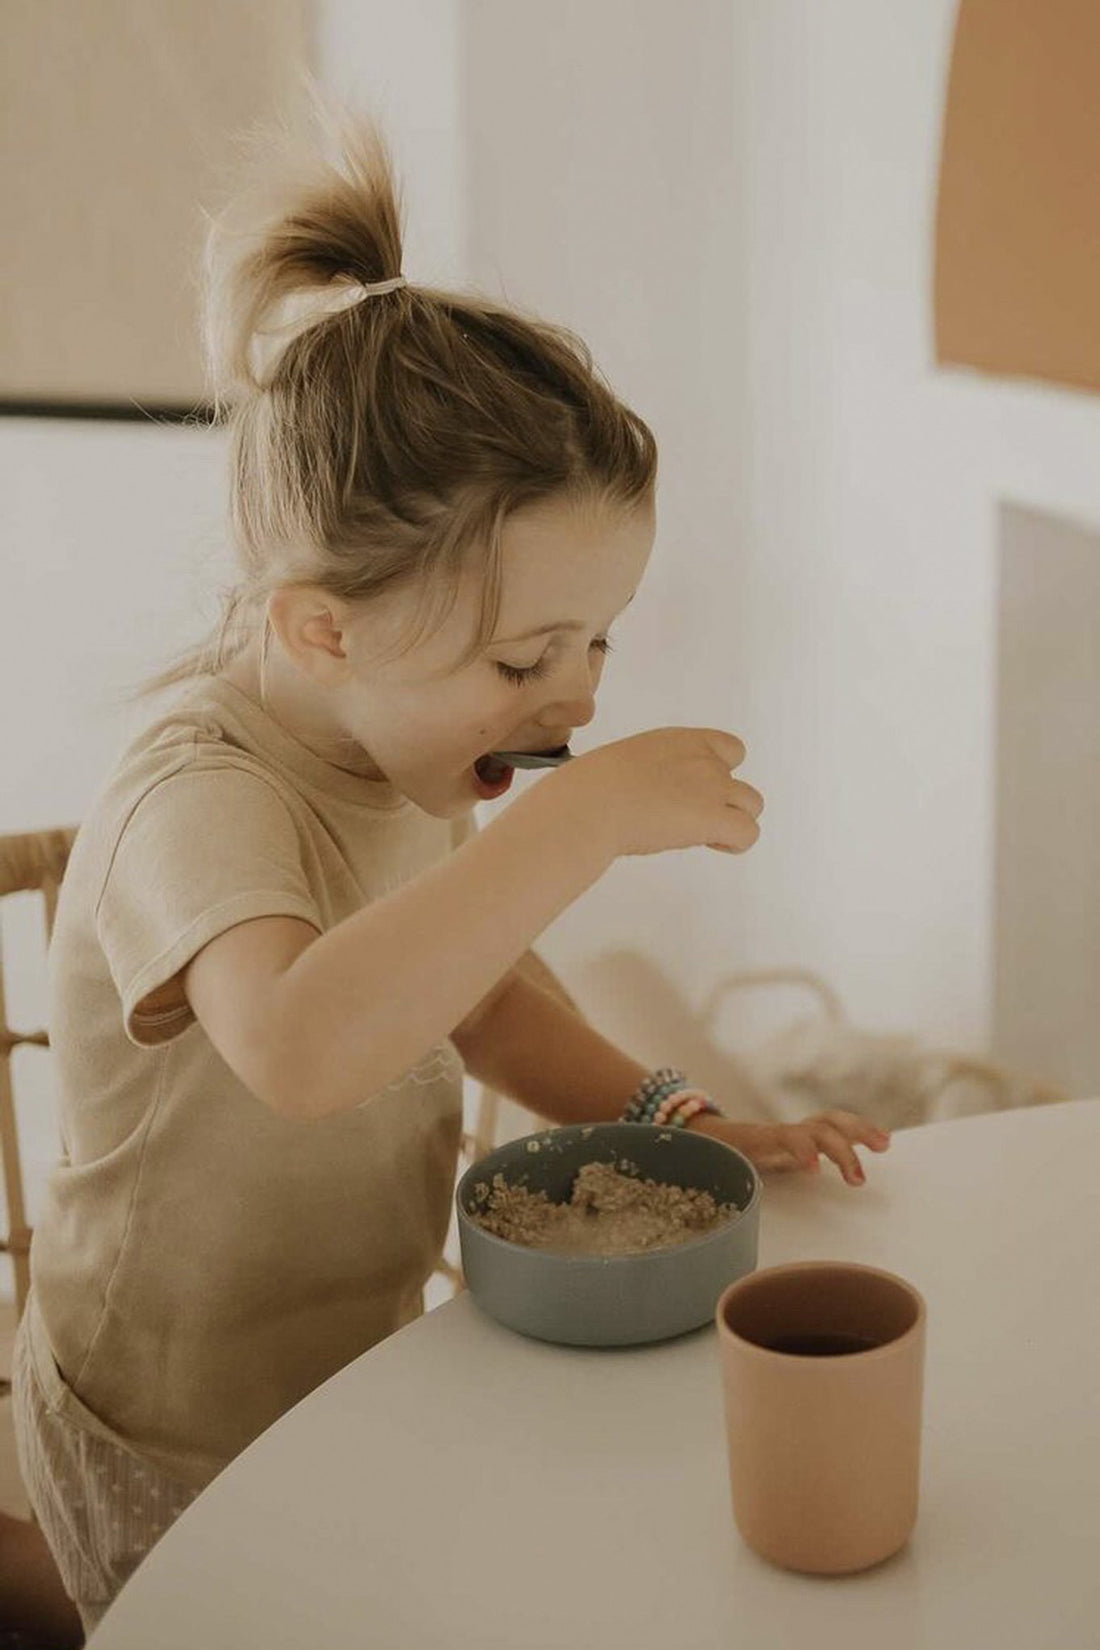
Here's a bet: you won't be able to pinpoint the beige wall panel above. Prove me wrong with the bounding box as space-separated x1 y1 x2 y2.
1 0 312 408
934 0 1100 394
994 502 1100 1095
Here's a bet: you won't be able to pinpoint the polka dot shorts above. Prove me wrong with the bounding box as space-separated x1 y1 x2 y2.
11 1314 198 1637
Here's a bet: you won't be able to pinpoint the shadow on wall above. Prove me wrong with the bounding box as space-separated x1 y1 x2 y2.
571 950 1069 1134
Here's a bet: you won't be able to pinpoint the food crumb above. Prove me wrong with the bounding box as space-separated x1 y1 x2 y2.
469 1160 739 1256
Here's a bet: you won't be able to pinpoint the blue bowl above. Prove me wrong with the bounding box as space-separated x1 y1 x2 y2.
456 1122 761 1347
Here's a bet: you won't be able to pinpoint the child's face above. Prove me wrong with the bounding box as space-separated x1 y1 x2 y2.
336 492 655 817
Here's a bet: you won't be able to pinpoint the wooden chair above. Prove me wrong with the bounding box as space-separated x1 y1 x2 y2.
0 829 85 1648
0 828 77 1330
699 965 1069 1124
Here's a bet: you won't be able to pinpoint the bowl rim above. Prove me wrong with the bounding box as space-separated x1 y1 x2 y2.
455 1120 763 1266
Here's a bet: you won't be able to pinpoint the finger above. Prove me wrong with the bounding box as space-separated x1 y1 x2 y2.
820 1110 892 1152
809 1121 866 1186
707 810 760 855
728 779 765 820
703 730 747 771
776 1125 821 1174
724 806 762 845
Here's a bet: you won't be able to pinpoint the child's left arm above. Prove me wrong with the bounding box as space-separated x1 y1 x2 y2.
451 963 890 1187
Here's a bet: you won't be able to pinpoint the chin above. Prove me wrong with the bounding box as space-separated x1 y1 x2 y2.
397 778 471 820
428 796 472 820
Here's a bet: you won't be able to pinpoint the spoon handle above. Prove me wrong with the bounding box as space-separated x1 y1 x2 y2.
492 746 573 769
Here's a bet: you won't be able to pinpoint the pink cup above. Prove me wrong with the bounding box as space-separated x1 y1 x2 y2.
716 1260 927 1574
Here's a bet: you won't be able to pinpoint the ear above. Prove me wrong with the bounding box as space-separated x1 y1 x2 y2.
267 585 353 685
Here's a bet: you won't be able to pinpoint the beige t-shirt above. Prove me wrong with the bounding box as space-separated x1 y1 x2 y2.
28 677 476 1490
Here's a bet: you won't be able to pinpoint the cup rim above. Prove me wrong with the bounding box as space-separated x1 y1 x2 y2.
715 1259 926 1360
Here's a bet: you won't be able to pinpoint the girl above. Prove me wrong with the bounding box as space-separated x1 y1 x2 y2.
13 110 890 1634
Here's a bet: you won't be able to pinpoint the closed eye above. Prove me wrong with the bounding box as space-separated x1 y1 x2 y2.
495 635 614 688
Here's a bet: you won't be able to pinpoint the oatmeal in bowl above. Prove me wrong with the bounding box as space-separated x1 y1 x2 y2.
456 1122 761 1346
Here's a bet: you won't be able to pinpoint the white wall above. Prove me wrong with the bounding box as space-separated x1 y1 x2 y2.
465 0 1100 1089
316 0 465 280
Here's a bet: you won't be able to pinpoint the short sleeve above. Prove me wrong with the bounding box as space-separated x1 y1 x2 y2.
95 762 322 1047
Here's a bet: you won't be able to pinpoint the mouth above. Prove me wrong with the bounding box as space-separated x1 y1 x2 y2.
471 741 573 800
472 753 516 797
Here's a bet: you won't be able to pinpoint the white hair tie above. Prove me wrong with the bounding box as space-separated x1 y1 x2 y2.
269 275 409 344
351 275 408 298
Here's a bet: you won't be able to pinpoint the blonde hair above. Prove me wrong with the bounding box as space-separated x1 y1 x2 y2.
144 99 658 694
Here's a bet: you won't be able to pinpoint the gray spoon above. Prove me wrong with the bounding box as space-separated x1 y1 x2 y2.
490 745 573 769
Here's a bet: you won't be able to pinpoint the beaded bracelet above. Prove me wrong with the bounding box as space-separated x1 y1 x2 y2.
622 1082 690 1124
620 1066 687 1123
620 1068 722 1126
668 1095 712 1128
653 1086 713 1125
636 1089 721 1127
639 1079 689 1117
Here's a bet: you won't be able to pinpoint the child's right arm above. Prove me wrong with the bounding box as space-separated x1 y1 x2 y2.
183 727 761 1120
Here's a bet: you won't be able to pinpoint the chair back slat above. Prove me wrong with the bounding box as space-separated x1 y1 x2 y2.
0 827 77 1321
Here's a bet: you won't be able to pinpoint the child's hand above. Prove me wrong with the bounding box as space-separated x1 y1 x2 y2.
699 1110 892 1186
551 727 763 859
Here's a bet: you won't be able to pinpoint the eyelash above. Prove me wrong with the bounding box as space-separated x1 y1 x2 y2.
495 636 615 688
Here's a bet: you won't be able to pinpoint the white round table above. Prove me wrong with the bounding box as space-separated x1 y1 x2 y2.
89 1099 1100 1649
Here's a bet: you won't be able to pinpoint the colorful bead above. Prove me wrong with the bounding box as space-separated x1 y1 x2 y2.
622 1069 690 1123
620 1068 723 1126
653 1087 705 1124
653 1094 684 1124
645 1083 685 1114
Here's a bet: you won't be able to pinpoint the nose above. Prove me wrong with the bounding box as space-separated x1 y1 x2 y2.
538 673 597 733
530 645 604 739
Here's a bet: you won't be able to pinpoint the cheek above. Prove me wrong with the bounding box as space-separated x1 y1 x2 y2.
355 670 523 758
347 688 445 755
442 677 514 750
